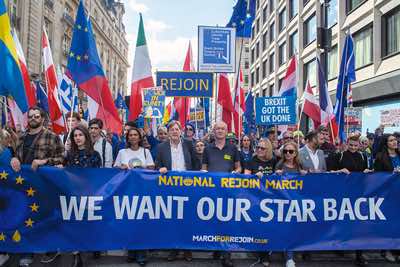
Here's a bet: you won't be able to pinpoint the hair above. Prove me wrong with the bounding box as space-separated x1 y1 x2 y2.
347 134 360 142
0 129 11 153
157 126 167 133
69 125 94 155
317 125 329 133
125 121 137 128
28 106 45 117
241 134 253 151
305 130 318 141
258 138 273 161
65 112 81 121
125 127 143 148
167 120 182 131
278 141 301 169
89 118 104 129
377 134 399 155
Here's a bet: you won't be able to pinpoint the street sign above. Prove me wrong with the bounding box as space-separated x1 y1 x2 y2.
198 26 236 73
255 96 297 125
156 71 213 97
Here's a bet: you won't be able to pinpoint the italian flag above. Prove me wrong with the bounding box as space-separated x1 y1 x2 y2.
129 14 154 121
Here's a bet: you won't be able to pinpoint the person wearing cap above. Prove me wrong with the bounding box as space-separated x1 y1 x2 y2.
184 122 197 144
299 130 327 172
226 132 238 147
293 130 305 147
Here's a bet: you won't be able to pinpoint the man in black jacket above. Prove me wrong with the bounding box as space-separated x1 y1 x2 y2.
155 120 199 262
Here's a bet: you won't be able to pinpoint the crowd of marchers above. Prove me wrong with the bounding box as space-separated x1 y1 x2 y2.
1 105 400 267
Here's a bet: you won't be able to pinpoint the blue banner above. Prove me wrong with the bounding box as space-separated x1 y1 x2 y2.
255 96 297 125
1 166 400 253
156 71 213 97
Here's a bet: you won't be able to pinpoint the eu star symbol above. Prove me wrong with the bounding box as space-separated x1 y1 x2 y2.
30 203 39 212
26 187 36 197
84 27 88 32
0 233 5 241
84 54 89 60
77 24 82 29
69 52 75 58
0 170 8 180
16 176 24 184
240 20 245 25
76 55 81 61
25 218 34 227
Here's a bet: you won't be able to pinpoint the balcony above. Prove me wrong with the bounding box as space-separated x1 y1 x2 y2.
62 12 74 26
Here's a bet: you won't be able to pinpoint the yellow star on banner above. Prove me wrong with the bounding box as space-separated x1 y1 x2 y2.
0 170 8 180
84 27 88 32
76 55 81 61
25 218 34 227
16 176 24 184
69 52 75 58
26 187 35 197
30 203 39 212
0 233 5 241
77 24 81 29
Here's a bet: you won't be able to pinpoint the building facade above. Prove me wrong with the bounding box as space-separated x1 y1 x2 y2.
6 0 129 98
250 0 400 132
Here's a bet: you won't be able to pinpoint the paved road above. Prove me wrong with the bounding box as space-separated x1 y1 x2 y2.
4 251 400 267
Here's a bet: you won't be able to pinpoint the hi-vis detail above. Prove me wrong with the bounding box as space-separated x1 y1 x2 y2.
156 71 213 97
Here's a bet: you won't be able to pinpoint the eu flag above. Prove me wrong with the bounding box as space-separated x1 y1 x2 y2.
226 0 256 38
0 1 28 112
66 0 121 133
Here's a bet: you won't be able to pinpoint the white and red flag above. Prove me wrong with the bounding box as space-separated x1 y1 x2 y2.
42 27 65 134
302 80 321 128
217 74 234 131
233 68 246 137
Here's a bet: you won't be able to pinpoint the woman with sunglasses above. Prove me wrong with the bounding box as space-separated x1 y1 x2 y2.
244 138 275 178
244 138 275 266
275 142 306 267
240 135 254 171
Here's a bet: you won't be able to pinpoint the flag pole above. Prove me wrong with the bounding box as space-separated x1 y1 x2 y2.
337 34 349 143
214 73 218 123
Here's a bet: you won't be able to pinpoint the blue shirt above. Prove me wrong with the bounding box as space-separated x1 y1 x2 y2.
390 155 400 169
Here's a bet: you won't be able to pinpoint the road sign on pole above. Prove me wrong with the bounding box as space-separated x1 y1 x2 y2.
198 26 236 73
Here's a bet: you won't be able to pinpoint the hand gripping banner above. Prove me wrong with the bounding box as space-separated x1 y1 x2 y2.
0 166 399 253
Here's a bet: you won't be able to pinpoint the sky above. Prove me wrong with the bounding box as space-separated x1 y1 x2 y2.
121 0 234 81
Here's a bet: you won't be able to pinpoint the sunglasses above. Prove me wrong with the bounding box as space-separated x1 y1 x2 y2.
284 136 294 140
256 146 266 150
186 128 194 131
283 149 295 154
28 114 41 119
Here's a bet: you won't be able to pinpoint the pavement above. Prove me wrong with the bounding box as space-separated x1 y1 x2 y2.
3 251 400 267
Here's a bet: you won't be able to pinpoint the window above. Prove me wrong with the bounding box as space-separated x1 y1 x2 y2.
244 74 249 85
251 26 255 40
256 0 259 10
256 42 260 58
347 0 365 14
251 48 255 64
269 53 275 73
304 59 316 87
245 60 250 69
382 6 400 57
304 14 316 46
279 8 286 32
256 18 260 34
353 26 373 68
269 22 275 43
251 72 255 87
270 0 274 14
269 84 275 96
279 42 286 65
326 46 338 80
289 0 298 19
262 59 267 78
289 31 298 57
278 78 283 90
256 67 260 84
44 18 53 48
327 0 338 28
263 6 268 23
262 31 267 51
263 88 268 97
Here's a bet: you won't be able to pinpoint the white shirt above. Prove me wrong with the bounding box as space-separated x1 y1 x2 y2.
305 144 319 170
93 137 113 168
170 140 186 171
114 147 154 168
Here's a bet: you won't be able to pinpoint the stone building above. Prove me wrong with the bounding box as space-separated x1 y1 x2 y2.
6 0 129 98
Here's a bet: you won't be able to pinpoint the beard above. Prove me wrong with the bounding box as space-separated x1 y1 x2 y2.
28 120 42 129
